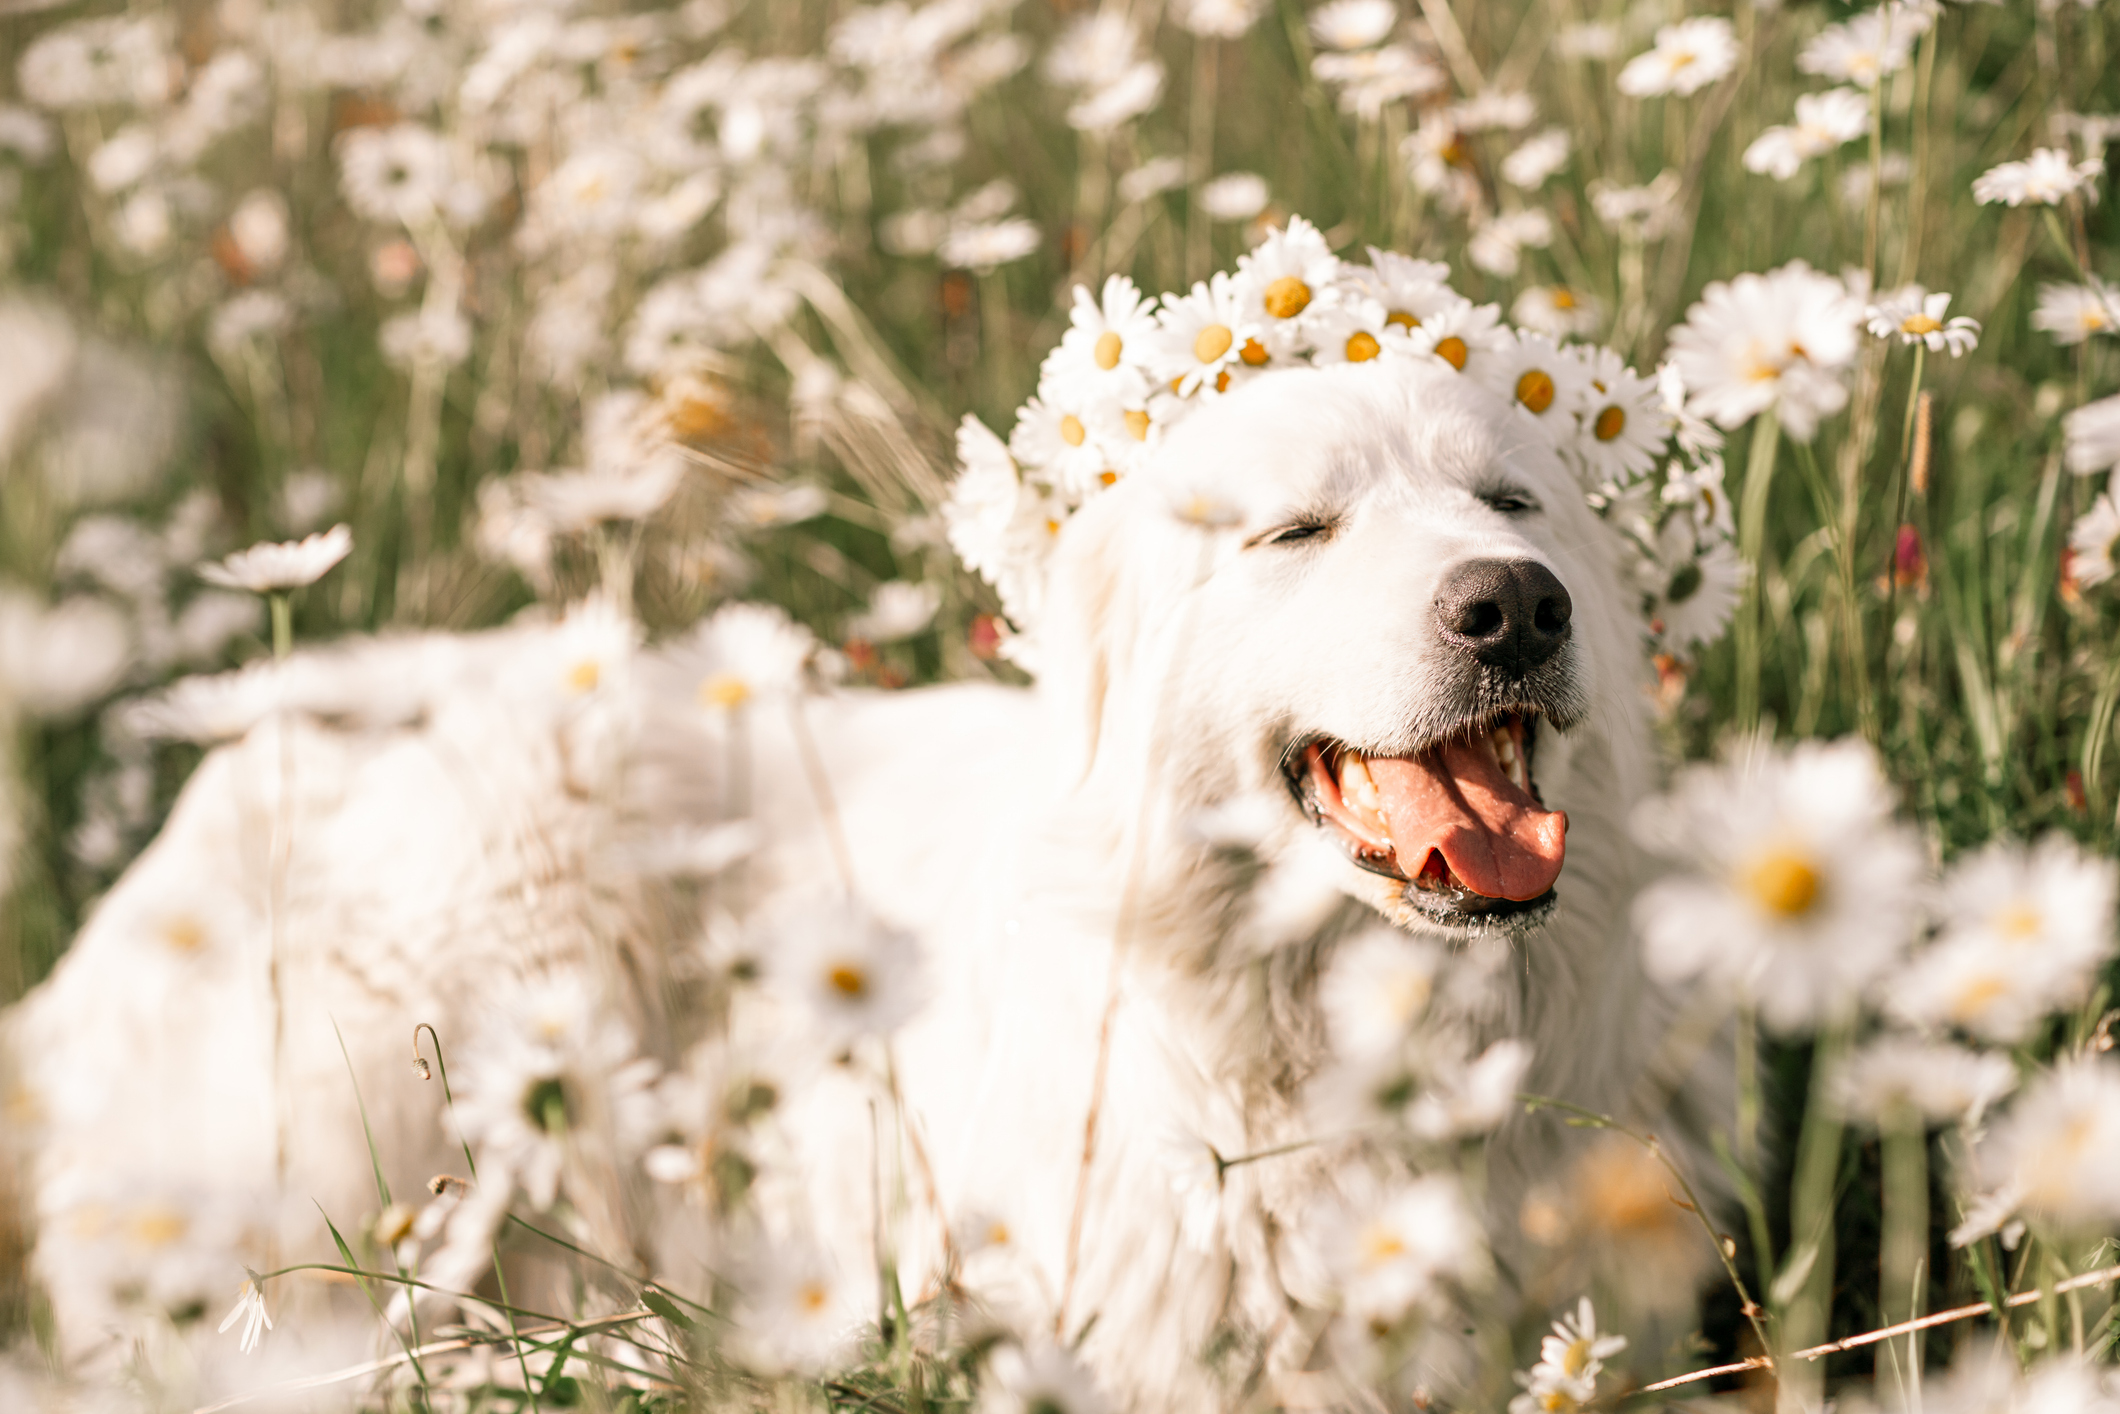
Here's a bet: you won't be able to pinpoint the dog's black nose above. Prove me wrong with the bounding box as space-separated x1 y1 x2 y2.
1435 558 1572 673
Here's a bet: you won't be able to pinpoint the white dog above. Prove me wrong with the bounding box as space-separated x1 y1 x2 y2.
4 358 1724 1404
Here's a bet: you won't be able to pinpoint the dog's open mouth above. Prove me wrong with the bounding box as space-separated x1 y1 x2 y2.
1287 711 1567 920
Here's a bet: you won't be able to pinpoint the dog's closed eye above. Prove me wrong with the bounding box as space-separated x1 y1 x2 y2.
1246 519 1337 549
1477 487 1541 516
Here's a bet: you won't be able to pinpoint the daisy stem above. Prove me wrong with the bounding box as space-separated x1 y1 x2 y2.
1883 347 1925 636
1777 1024 1850 1394
2040 208 2100 292
1878 1110 1928 1349
1186 35 1218 284
1736 411 1782 734
270 592 292 660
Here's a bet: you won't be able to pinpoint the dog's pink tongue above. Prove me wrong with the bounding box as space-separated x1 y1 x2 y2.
1367 743 1567 901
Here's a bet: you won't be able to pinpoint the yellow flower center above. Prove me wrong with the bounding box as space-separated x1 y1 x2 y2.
1551 288 1577 310
986 1220 1011 1246
1214 369 1232 393
1240 337 1271 367
1515 369 1557 413
1993 902 2042 942
1594 405 1627 441
1360 1227 1407 1266
1193 324 1234 363
1098 469 1119 486
161 916 206 953
1743 849 1820 918
1562 1336 1593 1376
1124 408 1151 441
1900 314 1943 336
1263 276 1312 319
1059 413 1086 447
1949 974 2008 1023
798 1282 831 1314
2085 309 2110 332
1346 331 1381 362
567 659 601 693
1386 309 1419 330
699 674 751 709
127 1207 188 1248
1433 336 1469 370
1094 329 1124 370
828 965 868 998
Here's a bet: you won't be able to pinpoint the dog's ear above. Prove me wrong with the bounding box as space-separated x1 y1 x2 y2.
1034 483 1193 789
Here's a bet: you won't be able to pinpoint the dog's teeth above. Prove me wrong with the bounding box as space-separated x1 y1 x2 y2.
1340 750 1382 815
1492 725 1528 792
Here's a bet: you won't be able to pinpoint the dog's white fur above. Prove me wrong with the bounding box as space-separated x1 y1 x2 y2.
5 360 1724 1403
758 362 1723 1404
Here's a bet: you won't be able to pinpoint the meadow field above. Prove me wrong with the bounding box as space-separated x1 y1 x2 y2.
1 0 2118 1407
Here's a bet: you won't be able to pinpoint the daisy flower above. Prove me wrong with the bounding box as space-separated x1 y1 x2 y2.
1893 835 2118 1042
1589 171 1683 240
1491 331 1594 446
2070 495 2120 590
845 581 940 644
197 525 352 593
1616 18 1740 98
1972 147 2105 206
939 218 1041 271
1407 1039 1533 1141
1830 1038 2017 1127
1232 215 1342 335
1317 1171 1485 1332
1314 46 1445 118
1143 272 1257 396
1450 90 1537 133
1662 455 1735 539
1309 0 1398 51
1657 361 1725 458
1320 929 1442 1062
1502 128 1572 189
1011 390 1115 500
1537 1296 1627 1388
217 1272 272 1354
1645 522 1746 652
1466 208 1553 277
1865 284 1981 355
944 416 1022 582
1066 61 1165 132
1346 249 1463 334
1406 300 1512 385
1173 0 1266 40
757 892 929 1050
1798 5 1929 89
730 1232 861 1375
1042 274 1159 400
1306 297 1409 366
1199 171 1270 221
337 124 458 228
980 1342 1110 1414
1632 736 1926 1032
2064 395 2120 477
1665 260 1862 442
1512 285 1601 339
1402 117 1479 208
1742 88 1870 181
0 591 133 718
2031 279 2120 345
1966 1059 2120 1237
1563 346 1669 485
452 969 660 1209
661 601 815 711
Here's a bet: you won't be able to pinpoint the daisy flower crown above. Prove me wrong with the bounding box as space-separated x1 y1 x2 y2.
943 214 1744 670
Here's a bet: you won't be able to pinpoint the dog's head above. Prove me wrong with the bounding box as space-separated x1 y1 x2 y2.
1037 357 1650 939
